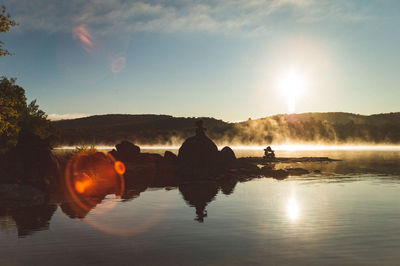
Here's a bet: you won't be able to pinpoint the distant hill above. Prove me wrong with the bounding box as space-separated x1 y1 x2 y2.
52 112 400 146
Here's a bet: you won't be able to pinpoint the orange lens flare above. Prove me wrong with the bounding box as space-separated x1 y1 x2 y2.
75 179 93 194
64 150 125 218
64 150 168 237
114 161 126 175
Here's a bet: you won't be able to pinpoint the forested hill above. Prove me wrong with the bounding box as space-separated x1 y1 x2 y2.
52 112 400 146
52 114 229 146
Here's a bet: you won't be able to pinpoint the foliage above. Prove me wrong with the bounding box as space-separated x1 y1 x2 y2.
74 144 97 153
21 99 57 144
0 77 26 149
0 77 57 152
0 5 18 57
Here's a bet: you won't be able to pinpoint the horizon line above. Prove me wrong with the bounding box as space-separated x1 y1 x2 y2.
49 111 400 123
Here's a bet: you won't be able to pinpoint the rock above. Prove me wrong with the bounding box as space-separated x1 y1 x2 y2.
164 151 178 163
115 141 140 161
233 159 261 175
155 151 178 187
178 122 219 179
286 168 310 176
0 130 59 190
260 166 289 180
273 169 289 180
219 146 236 167
108 149 120 160
260 166 274 176
123 152 163 187
139 152 163 163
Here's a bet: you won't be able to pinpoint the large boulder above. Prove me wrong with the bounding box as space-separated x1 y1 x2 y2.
115 141 140 161
219 146 236 167
0 130 59 191
178 134 219 179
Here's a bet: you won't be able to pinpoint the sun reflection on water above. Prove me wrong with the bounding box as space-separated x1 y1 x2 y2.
287 197 299 221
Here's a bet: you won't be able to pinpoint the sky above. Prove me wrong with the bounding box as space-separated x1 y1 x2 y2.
1 0 400 122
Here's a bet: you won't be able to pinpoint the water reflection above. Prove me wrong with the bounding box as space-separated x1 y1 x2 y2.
1 150 400 238
0 204 57 237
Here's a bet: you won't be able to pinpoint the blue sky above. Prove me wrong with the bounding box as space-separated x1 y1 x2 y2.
1 0 400 121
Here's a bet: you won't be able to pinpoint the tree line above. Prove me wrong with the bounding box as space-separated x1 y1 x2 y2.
52 112 400 146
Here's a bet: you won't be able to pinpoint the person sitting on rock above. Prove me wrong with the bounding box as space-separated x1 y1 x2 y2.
264 146 275 160
195 120 207 137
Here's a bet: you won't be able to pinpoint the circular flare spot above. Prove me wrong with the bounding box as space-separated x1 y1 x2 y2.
64 150 125 217
111 57 126 73
114 161 126 175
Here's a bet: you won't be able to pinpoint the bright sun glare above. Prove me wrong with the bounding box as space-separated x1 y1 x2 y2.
280 71 306 113
287 197 299 221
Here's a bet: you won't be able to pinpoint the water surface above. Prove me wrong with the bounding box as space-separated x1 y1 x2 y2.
1 149 400 265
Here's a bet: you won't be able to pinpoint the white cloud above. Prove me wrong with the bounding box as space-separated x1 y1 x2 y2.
5 0 371 36
48 113 89 121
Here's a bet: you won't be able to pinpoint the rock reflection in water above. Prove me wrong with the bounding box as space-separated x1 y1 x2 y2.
3 147 399 238
179 177 238 222
0 202 57 237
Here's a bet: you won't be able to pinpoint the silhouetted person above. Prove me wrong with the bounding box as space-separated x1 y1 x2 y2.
179 182 218 223
195 206 207 223
195 120 206 137
264 146 275 160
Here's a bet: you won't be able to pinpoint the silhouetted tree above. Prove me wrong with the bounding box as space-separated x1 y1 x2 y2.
0 5 18 57
0 77 57 152
0 77 26 150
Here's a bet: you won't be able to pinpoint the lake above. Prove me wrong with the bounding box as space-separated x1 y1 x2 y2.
1 148 400 265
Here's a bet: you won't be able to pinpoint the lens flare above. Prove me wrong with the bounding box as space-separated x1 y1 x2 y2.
64 150 125 217
111 57 126 73
75 178 93 194
63 150 168 236
114 161 126 175
72 24 95 52
85 206 168 237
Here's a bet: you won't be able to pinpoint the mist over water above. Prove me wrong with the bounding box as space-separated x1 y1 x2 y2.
52 113 400 148
54 144 400 153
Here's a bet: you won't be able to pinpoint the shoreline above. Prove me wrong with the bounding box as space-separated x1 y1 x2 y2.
53 144 400 151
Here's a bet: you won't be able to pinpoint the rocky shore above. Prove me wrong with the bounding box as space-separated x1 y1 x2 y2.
0 121 343 230
0 121 340 212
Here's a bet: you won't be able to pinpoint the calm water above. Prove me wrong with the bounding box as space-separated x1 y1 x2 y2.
1 149 400 265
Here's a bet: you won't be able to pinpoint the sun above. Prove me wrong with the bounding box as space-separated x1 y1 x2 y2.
280 71 306 113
